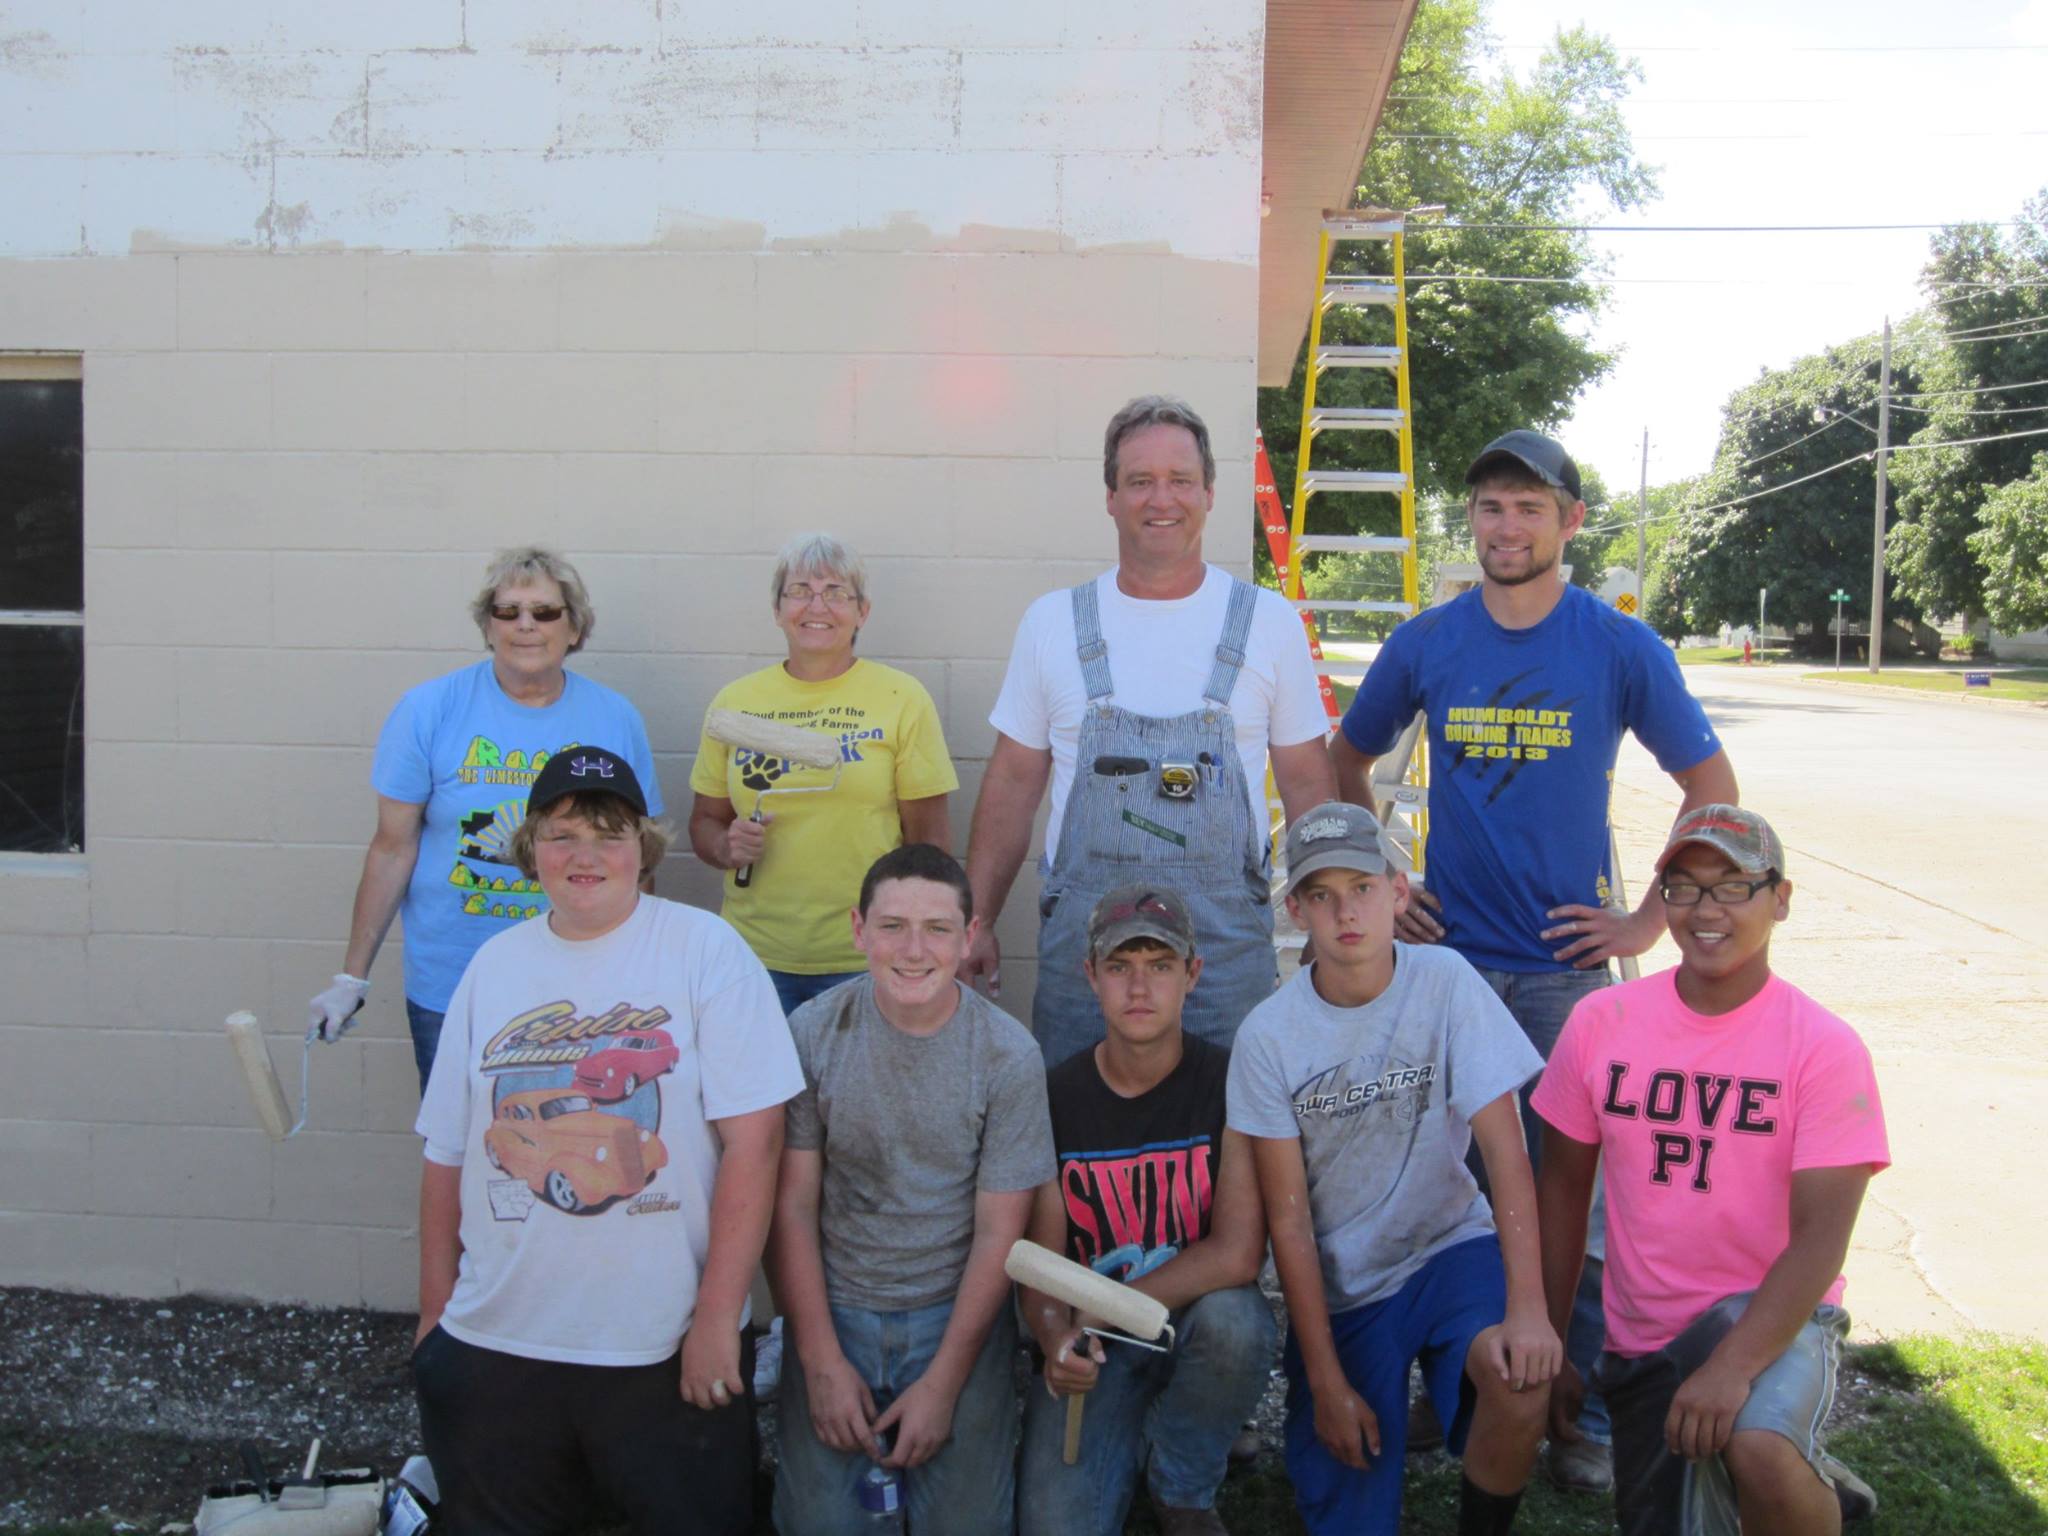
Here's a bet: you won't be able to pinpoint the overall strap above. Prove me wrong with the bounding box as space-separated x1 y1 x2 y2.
1203 578 1258 705
1070 579 1114 702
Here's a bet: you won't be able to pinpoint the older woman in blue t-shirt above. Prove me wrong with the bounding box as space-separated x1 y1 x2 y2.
305 546 663 1090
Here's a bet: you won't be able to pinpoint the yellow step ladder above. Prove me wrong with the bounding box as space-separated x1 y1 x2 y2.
1268 207 1429 873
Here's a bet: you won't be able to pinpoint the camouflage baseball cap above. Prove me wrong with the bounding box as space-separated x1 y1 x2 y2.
1653 804 1786 877
1087 885 1196 961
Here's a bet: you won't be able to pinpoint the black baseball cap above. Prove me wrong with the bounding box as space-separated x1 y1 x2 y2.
1466 430 1583 502
526 745 649 817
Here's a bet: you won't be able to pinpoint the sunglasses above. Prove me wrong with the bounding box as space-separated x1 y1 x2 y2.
489 603 568 623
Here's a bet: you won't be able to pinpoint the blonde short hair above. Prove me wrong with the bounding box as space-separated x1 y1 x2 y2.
470 546 595 652
508 792 675 881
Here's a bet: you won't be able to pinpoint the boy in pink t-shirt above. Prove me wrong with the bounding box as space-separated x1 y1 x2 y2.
1530 806 1888 1536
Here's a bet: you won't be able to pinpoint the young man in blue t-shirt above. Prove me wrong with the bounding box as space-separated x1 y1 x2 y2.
1329 430 1739 1489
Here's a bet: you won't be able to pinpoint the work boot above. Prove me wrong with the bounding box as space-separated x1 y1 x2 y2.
1406 1391 1445 1454
1546 1435 1614 1494
1154 1504 1229 1536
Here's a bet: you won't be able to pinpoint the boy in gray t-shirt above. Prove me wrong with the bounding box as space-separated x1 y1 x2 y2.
1226 802 1556 1536
770 844 1054 1536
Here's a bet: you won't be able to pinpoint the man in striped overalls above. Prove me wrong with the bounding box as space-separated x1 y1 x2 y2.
966 395 1336 1070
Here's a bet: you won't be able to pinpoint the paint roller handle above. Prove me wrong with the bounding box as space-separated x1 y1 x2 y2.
1064 1394 1084 1465
731 808 769 889
306 973 370 1042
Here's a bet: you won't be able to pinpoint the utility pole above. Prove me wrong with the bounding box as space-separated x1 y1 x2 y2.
1636 428 1648 609
1869 317 1892 673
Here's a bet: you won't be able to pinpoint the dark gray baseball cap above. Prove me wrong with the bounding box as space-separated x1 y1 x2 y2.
526 745 650 817
1282 801 1407 897
1466 429 1583 502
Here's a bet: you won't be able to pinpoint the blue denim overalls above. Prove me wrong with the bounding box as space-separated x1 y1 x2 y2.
1029 578 1278 1066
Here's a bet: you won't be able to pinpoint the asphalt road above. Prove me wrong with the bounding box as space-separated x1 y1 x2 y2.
1609 663 2048 1341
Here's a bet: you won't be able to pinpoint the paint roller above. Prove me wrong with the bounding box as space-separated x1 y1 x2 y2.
1005 1238 1176 1466
225 1010 312 1140
702 708 844 889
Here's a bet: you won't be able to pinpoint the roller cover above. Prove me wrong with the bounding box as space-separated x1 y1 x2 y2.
225 1011 292 1141
703 709 843 770
1004 1240 1170 1340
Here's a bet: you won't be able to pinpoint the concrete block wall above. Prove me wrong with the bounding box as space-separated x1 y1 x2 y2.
0 0 1265 1309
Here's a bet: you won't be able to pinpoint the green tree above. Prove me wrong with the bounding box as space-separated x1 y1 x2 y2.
1971 453 2048 634
1256 0 1656 608
1889 188 2048 623
1657 334 1931 647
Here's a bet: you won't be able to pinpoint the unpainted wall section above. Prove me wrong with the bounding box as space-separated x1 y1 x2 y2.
0 1 1265 1308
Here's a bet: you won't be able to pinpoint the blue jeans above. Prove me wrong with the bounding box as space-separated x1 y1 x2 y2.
768 969 867 1018
1471 965 1611 1445
1018 1284 1276 1535
405 999 446 1095
774 1299 1018 1536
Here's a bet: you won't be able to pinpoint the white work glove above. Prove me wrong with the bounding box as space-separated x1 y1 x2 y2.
307 973 371 1042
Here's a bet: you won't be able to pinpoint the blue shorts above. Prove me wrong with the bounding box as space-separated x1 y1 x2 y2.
1282 1235 1506 1536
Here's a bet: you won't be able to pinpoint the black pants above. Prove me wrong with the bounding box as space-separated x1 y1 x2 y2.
413 1325 756 1536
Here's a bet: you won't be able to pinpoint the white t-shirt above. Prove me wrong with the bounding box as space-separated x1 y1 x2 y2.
418 896 802 1367
988 566 1328 857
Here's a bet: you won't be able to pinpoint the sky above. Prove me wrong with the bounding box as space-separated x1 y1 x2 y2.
1478 0 2048 497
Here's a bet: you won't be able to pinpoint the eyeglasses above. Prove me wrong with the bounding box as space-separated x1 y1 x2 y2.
781 583 858 609
1659 875 1780 907
490 603 568 623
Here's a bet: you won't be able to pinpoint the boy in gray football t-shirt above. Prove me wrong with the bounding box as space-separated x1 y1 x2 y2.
1227 802 1556 1536
770 845 1054 1536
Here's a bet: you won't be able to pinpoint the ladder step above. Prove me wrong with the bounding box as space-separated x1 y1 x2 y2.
1309 406 1405 433
1300 471 1408 496
1321 280 1400 308
1292 598 1416 615
1323 215 1404 239
1294 533 1411 553
1319 669 1366 686
1315 344 1402 370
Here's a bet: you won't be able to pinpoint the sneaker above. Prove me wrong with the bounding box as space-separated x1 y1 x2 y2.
1819 1453 1878 1524
1546 1436 1615 1494
1227 1427 1262 1463
751 1316 783 1398
1154 1503 1229 1536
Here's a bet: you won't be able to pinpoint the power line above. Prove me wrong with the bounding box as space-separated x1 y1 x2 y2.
1384 130 2048 143
1889 398 2048 417
1426 220 2033 233
1495 41 2048 54
1892 375 2048 400
1580 421 2048 536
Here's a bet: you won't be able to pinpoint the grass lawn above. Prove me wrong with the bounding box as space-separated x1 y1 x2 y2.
1677 645 1794 666
1805 665 2048 703
7 1337 2040 1536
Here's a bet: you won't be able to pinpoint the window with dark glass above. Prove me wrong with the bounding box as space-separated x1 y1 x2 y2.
0 366 84 854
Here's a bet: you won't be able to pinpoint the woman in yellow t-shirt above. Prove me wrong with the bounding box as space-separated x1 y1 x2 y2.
689 534 959 1015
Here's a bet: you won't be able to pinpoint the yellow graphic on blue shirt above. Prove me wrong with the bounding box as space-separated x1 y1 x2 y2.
1440 673 1581 806
479 1000 678 1220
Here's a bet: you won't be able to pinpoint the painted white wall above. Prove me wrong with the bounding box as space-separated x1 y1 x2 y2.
2 0 1264 261
0 0 1269 1308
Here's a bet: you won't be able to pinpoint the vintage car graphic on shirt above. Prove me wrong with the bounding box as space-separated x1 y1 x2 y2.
570 1028 680 1102
483 1085 668 1216
477 1000 678 1219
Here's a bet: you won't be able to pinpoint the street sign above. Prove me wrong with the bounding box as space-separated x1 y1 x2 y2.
1831 589 1851 671
1615 591 1637 615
